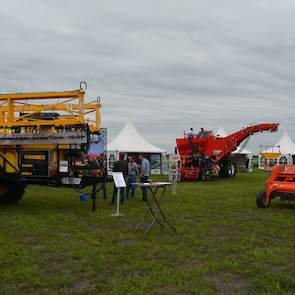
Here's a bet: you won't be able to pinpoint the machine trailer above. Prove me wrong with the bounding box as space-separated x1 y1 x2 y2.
0 82 105 204
257 164 295 208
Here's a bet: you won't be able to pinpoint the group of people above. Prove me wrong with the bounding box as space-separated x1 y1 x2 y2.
77 151 151 204
111 152 150 205
77 152 107 198
78 152 107 177
188 127 208 140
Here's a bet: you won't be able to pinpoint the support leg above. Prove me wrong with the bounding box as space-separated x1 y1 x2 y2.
92 184 97 212
111 187 123 217
151 190 177 233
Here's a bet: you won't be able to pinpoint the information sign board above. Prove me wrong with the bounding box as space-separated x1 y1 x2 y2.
112 172 126 188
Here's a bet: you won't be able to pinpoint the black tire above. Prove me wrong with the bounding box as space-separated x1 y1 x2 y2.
0 180 26 204
256 191 270 208
219 159 236 178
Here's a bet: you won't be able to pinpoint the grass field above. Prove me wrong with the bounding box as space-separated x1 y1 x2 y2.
1 170 295 295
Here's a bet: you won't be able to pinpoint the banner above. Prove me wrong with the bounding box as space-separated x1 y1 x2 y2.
151 154 161 175
88 128 107 156
169 154 180 182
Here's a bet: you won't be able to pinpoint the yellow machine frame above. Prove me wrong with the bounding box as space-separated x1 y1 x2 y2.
0 88 100 131
0 85 101 174
0 84 106 206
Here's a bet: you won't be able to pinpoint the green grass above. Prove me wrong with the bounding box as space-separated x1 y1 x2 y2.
1 170 295 294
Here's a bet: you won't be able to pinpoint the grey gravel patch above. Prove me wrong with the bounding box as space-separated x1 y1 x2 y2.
208 272 249 295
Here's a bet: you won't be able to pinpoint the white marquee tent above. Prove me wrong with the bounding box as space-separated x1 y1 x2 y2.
108 120 164 153
259 131 295 168
275 131 295 154
107 121 165 173
215 126 228 138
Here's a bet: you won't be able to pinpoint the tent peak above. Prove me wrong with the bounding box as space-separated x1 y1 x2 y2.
215 125 227 137
108 121 165 153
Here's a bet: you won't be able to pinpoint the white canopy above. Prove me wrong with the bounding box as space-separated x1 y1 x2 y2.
233 146 252 155
108 121 165 153
215 125 227 137
215 125 252 155
275 131 295 154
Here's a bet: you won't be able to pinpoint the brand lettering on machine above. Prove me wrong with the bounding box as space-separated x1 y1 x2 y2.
24 154 46 160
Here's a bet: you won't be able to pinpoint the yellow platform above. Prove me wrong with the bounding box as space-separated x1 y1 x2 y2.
261 152 281 160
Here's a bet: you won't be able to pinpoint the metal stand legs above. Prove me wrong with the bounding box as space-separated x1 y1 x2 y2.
91 184 97 212
136 186 177 235
91 180 106 212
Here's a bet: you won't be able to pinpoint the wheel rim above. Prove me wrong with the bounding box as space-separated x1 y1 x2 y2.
262 196 270 208
229 163 235 176
232 164 235 175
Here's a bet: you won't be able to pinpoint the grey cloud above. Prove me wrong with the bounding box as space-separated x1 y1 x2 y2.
0 0 294 153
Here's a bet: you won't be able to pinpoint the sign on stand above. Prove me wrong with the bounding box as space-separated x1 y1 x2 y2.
169 155 180 194
111 172 126 217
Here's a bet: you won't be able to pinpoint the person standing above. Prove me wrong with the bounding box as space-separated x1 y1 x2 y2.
126 156 139 199
97 154 107 199
188 128 194 140
197 127 205 138
139 154 150 202
111 152 128 205
79 152 88 166
87 155 100 175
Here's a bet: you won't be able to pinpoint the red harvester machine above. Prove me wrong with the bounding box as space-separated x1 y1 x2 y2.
176 123 279 181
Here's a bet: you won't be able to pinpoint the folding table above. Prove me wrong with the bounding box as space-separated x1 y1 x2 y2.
133 182 177 235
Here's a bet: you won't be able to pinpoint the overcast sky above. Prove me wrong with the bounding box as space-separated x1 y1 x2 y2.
0 0 294 153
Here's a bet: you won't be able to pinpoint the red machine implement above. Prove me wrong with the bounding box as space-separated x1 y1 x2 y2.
176 123 279 181
257 165 295 208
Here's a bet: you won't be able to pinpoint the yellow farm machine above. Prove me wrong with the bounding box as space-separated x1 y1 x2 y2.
0 82 104 207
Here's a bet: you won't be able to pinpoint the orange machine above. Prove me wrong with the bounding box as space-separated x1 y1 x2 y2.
257 165 295 208
176 123 279 181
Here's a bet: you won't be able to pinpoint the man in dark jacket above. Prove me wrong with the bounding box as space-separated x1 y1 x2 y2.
111 152 128 205
97 154 107 199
